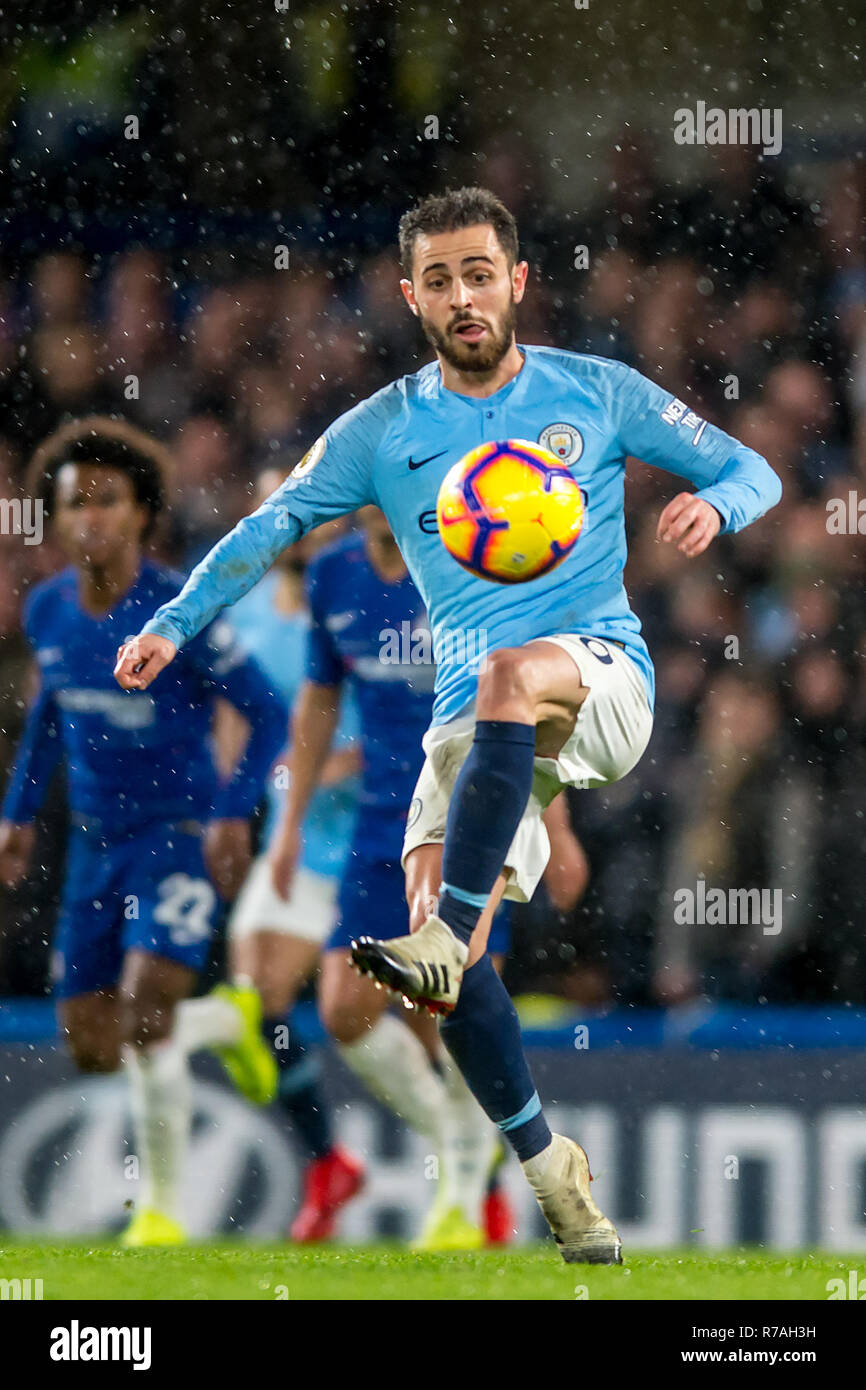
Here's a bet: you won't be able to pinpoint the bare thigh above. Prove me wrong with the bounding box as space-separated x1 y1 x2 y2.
118 948 197 1050
231 930 321 1017
58 990 123 1073
477 639 589 758
318 947 392 1044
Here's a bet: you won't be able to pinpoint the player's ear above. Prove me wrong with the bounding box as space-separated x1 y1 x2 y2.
511 259 529 304
399 278 420 316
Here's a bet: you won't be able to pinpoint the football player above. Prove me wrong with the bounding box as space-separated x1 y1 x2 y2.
0 417 286 1246
115 187 781 1263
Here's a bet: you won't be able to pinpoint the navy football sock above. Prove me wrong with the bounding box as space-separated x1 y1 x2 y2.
263 1017 334 1160
438 719 536 945
439 956 552 1162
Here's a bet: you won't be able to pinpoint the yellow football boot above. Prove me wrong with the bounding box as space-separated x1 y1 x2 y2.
212 981 278 1105
121 1207 186 1247
412 1198 486 1253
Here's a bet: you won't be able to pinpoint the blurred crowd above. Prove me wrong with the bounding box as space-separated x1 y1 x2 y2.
0 135 864 1007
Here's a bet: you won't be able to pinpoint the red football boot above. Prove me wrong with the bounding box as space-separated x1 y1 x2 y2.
289 1146 366 1242
483 1186 517 1245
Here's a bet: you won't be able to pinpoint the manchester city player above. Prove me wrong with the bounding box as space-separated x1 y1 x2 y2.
0 417 286 1247
114 187 782 1264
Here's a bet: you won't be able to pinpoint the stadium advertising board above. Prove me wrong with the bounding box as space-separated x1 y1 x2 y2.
1 1045 864 1252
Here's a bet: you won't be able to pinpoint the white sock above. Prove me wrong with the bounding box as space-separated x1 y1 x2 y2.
521 1137 557 1190
173 994 242 1053
439 1051 500 1223
339 1012 447 1141
340 1014 465 1208
123 1038 191 1222
340 1014 504 1221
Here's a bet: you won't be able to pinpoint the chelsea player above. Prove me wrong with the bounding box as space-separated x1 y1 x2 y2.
217 468 367 1241
270 505 520 1248
0 417 286 1246
115 187 782 1264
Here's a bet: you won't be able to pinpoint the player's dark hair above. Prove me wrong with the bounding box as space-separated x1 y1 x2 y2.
398 186 519 277
26 416 172 540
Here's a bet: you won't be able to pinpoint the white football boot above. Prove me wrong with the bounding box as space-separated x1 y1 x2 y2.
351 915 469 1016
524 1134 622 1265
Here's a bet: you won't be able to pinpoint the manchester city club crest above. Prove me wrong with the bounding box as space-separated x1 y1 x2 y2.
538 422 583 466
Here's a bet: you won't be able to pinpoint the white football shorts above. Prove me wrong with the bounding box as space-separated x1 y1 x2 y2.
228 853 339 944
401 634 653 904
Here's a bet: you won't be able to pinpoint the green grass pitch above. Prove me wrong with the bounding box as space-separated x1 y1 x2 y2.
0 1243 856 1300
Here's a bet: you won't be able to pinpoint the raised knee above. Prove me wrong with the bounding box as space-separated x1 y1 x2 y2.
477 647 537 706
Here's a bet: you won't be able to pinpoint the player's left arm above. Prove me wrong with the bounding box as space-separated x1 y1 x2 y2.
601 361 783 557
189 619 289 898
114 403 385 691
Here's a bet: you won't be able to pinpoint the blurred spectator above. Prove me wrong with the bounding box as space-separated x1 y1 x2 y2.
764 359 848 494
675 146 815 296
655 673 790 1003
29 251 91 330
29 324 114 430
573 248 638 362
170 414 250 565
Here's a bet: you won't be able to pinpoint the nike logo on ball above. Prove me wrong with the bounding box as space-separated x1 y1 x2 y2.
407 451 447 470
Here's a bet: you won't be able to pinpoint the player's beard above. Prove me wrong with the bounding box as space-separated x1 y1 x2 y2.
420 297 517 374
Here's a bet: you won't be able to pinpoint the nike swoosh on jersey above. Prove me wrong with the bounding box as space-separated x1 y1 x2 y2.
407 450 447 470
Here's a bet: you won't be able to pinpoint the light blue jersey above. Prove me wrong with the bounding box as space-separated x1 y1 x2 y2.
143 348 782 723
228 570 359 877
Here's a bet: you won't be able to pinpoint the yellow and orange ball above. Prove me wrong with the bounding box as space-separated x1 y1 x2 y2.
436 439 584 583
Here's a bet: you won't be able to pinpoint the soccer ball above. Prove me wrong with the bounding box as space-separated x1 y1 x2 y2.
436 439 584 583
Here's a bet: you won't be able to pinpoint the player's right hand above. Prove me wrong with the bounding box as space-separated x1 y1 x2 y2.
113 633 178 690
0 821 36 888
269 822 301 901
